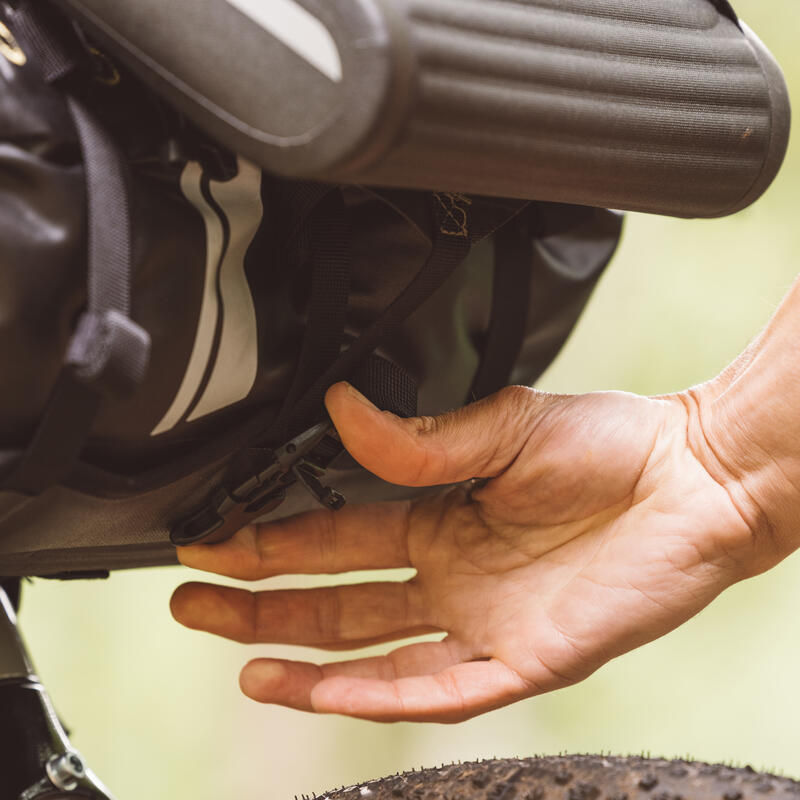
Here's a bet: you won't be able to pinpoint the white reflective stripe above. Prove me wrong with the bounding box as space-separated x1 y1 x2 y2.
188 158 263 422
150 162 224 436
225 0 343 82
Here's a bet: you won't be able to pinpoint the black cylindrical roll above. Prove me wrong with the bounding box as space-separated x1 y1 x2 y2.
58 0 790 218
349 2 791 218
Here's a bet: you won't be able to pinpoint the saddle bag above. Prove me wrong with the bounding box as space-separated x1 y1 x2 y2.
0 0 787 577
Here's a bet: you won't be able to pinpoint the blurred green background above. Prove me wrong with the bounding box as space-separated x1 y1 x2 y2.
16 2 800 797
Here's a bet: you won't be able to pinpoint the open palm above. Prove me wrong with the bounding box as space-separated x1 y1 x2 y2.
172 382 758 722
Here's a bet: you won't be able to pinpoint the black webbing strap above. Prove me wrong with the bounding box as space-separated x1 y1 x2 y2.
273 192 515 440
470 218 533 400
172 192 529 541
4 2 150 494
351 354 418 420
5 0 83 83
276 180 337 261
67 98 136 324
276 188 352 421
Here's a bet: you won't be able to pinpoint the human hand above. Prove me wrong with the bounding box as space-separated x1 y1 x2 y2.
171 381 771 722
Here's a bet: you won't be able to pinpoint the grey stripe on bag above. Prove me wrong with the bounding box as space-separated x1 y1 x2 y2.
151 158 263 435
151 161 224 436
188 158 262 422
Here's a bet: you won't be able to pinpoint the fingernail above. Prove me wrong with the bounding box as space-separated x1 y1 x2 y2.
341 382 379 411
241 660 286 698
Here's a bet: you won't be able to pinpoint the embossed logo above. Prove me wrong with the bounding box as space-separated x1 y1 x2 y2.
434 192 472 238
90 47 121 87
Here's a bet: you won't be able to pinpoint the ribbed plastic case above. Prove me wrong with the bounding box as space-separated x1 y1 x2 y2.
59 0 791 218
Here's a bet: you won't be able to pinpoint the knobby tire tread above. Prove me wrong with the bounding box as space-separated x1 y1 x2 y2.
316 755 800 800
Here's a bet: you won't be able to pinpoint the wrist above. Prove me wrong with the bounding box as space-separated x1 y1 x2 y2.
686 333 800 572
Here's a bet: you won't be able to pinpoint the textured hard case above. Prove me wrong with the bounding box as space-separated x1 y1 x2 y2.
59 0 791 218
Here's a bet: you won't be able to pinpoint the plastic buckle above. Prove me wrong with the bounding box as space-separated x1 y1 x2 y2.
170 421 346 547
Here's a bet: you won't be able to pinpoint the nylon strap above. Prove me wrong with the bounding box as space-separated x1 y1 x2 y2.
470 217 533 400
351 354 418 420
276 188 352 424
4 2 150 494
4 0 83 83
273 192 527 440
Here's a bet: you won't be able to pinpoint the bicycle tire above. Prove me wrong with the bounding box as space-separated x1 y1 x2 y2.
317 755 800 800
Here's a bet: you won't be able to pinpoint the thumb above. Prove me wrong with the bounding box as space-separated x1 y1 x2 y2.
324 382 554 487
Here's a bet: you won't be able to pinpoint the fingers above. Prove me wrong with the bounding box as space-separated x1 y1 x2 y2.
239 639 462 712
312 660 533 722
325 382 554 487
170 580 439 648
240 649 534 723
177 501 413 581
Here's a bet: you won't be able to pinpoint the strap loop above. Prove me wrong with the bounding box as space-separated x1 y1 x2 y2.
469 218 533 401
352 355 418 420
2 2 150 495
66 310 150 395
6 1 86 84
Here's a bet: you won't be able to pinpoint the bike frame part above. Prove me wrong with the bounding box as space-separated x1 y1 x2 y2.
0 581 32 680
57 0 790 218
0 586 116 800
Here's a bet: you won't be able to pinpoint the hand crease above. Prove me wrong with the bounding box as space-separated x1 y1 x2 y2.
246 590 260 645
543 606 594 670
435 669 468 717
316 587 342 642
681 391 775 561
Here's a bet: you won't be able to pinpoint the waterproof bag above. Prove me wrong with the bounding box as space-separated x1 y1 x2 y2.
0 0 625 577
58 0 790 217
0 0 789 578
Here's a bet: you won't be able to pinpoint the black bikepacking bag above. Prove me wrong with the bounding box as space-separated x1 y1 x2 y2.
0 0 788 578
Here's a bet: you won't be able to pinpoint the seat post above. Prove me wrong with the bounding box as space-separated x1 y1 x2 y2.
0 584 116 800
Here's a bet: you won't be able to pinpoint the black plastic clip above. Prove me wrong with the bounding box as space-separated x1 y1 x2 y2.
170 422 345 547
292 462 346 511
